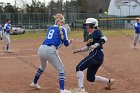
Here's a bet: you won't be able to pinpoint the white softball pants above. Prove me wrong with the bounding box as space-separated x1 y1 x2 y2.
4 32 10 46
38 45 65 74
0 31 2 39
134 33 140 45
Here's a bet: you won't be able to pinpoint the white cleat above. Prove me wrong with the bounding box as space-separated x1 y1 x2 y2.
106 79 115 90
64 89 72 93
30 82 41 90
5 49 12 53
71 87 88 93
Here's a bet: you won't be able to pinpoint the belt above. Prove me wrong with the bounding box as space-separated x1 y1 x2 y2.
47 44 53 46
42 44 53 46
42 44 57 48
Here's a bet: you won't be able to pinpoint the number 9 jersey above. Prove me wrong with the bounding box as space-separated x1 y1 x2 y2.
42 25 70 48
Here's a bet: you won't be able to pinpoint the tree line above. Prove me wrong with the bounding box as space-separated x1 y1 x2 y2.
0 0 111 14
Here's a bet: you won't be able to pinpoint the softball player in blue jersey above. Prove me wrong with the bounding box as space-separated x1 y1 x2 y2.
0 23 3 41
72 18 115 92
133 17 140 48
4 19 11 52
30 14 72 93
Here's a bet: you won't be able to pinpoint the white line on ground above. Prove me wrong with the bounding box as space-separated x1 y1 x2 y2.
0 55 37 59
0 48 37 52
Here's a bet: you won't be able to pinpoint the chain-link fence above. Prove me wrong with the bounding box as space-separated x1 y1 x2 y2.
0 13 138 30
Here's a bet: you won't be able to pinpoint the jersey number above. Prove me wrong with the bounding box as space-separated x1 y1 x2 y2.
47 30 54 39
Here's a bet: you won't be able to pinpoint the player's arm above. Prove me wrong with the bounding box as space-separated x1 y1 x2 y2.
62 27 72 46
4 24 7 32
90 35 107 50
73 46 90 54
73 36 108 54
87 31 107 50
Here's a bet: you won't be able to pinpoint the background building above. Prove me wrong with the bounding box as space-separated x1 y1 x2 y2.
108 0 140 16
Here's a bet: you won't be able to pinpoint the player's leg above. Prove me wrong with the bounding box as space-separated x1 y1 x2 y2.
133 33 139 48
83 29 88 42
4 33 10 51
48 51 65 93
31 45 47 89
32 59 47 84
75 52 98 91
0 31 2 41
4 33 8 50
7 34 10 50
138 34 140 45
87 59 115 89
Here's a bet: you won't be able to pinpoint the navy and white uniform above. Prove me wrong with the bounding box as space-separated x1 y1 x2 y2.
134 22 140 45
32 25 70 92
4 23 11 50
76 29 105 82
0 24 3 40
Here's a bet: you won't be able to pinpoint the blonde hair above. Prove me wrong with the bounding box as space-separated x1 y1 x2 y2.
54 14 65 40
135 17 140 20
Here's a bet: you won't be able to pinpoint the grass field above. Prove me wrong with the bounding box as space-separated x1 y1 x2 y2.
10 29 134 39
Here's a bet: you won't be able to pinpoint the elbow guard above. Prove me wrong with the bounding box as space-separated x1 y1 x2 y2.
99 36 107 44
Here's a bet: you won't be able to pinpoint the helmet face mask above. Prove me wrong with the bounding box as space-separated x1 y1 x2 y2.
86 23 95 29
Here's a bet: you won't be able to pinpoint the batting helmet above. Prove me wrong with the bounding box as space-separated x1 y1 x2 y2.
85 18 98 27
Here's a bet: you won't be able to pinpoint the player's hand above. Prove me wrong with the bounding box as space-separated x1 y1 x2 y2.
73 49 81 54
70 39 73 43
89 45 97 51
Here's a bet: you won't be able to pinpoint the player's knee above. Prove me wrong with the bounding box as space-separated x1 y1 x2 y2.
87 75 95 82
58 67 65 74
39 66 45 71
76 66 83 72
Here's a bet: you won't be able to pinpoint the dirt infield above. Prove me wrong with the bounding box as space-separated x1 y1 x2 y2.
0 36 140 93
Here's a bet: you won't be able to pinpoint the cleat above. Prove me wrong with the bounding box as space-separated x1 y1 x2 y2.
64 89 72 93
106 79 115 90
71 87 88 93
30 82 41 89
5 49 12 53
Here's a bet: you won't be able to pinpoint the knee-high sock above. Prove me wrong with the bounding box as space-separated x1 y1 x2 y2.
59 72 65 93
95 76 109 83
7 44 9 50
33 68 43 84
77 71 84 88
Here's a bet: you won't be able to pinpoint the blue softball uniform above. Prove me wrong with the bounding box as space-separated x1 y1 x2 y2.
4 23 11 34
42 25 70 48
134 22 140 33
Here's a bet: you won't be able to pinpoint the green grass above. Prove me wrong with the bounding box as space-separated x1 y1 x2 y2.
11 31 46 39
10 29 134 40
103 29 134 36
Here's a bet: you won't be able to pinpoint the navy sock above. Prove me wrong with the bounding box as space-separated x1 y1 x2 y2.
33 68 43 84
7 46 9 50
59 73 65 90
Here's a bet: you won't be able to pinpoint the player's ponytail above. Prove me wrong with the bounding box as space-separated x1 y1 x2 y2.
54 14 65 40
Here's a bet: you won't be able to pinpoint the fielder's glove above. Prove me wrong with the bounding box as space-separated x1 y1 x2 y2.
69 39 73 43
73 49 81 54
